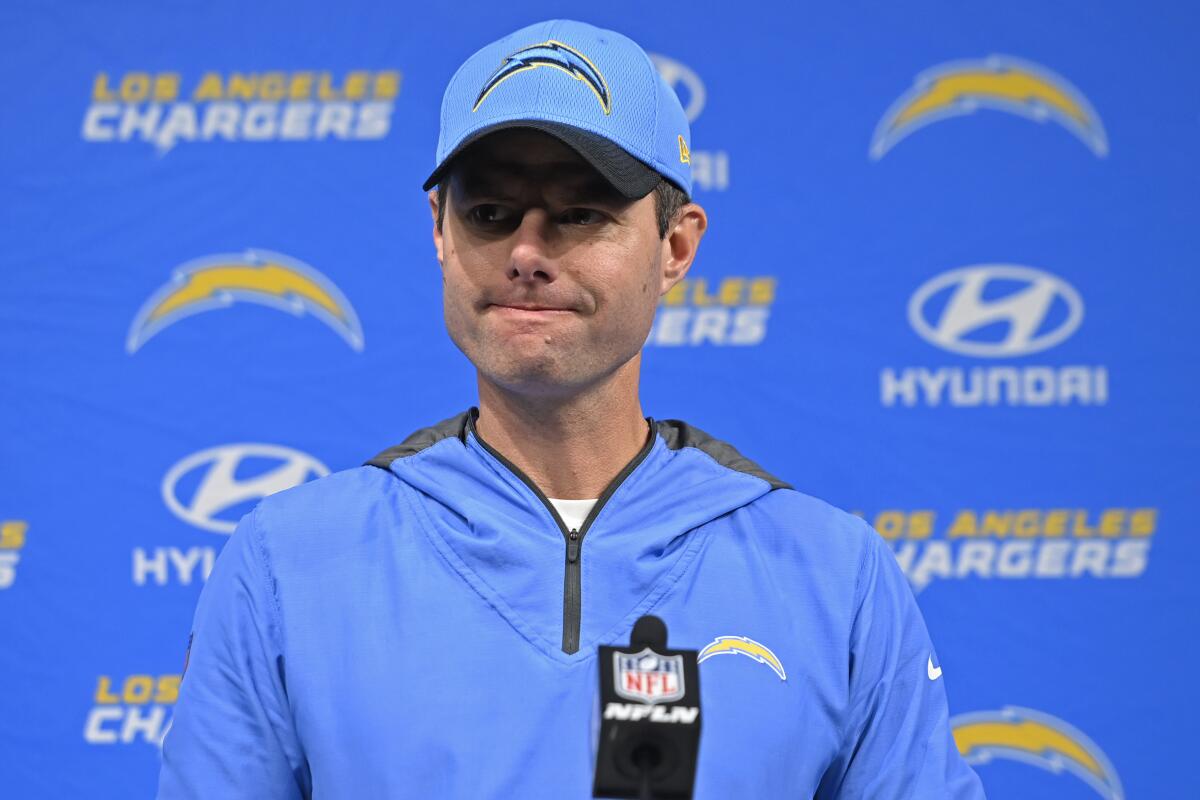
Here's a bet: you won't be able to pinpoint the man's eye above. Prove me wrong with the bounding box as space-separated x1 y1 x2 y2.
469 204 515 224
559 208 604 226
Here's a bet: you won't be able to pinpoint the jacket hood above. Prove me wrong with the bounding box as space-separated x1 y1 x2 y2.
367 408 789 662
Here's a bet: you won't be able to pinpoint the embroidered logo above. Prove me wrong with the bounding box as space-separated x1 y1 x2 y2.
474 40 611 114
698 634 786 681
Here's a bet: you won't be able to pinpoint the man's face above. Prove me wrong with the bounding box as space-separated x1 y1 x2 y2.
431 128 700 396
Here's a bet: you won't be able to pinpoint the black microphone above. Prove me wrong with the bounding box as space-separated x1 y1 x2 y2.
593 615 702 800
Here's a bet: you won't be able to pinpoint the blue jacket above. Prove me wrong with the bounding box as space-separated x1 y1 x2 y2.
158 409 985 798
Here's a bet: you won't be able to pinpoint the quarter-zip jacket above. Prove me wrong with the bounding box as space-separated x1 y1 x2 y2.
159 409 985 799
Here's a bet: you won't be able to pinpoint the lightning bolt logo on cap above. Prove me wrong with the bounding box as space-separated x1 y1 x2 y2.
952 706 1124 799
871 55 1107 159
126 249 364 353
697 635 786 681
473 40 612 115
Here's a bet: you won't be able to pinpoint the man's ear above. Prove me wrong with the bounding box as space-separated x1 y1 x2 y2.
659 202 708 295
429 189 444 266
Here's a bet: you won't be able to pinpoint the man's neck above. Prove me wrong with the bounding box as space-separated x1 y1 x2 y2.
474 360 649 500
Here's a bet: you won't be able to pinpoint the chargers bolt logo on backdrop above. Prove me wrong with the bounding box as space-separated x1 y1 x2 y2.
871 55 1108 159
162 444 329 534
474 40 611 114
614 649 685 704
952 707 1124 799
697 635 786 681
908 264 1084 358
127 249 364 353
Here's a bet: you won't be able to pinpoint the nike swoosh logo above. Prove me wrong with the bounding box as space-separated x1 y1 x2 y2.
927 655 943 681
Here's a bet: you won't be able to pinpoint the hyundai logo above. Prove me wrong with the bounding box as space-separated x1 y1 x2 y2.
649 54 706 124
908 265 1084 358
162 443 330 534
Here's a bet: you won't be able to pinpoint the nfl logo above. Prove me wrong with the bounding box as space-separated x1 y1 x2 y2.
614 648 686 704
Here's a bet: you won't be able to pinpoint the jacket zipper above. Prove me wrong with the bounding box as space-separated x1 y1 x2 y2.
470 414 656 654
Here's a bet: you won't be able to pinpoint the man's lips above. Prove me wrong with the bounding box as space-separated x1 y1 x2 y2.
488 303 576 314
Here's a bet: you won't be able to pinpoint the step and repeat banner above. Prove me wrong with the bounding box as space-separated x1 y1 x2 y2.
2 1 1197 797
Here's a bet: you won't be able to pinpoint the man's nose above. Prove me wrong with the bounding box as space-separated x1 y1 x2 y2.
508 208 559 283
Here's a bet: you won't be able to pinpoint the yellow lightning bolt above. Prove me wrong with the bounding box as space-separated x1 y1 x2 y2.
892 68 1090 131
954 718 1106 781
698 636 786 680
147 263 347 322
0 521 27 550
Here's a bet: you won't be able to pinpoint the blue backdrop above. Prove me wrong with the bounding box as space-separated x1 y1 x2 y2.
2 1 1197 797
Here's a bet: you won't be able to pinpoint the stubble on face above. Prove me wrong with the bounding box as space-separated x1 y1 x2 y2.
436 129 664 398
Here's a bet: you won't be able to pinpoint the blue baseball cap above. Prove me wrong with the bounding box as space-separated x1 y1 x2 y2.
423 19 693 199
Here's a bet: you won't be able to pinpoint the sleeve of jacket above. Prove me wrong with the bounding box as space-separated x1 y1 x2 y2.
816 524 986 799
157 506 311 800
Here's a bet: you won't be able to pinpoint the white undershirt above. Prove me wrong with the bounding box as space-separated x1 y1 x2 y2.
548 498 599 532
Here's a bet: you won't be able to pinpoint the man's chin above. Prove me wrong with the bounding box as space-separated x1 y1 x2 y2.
473 354 598 398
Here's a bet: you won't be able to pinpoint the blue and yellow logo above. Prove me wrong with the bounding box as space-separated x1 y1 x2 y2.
952 707 1123 799
698 635 786 681
474 40 611 115
126 249 364 353
871 55 1107 160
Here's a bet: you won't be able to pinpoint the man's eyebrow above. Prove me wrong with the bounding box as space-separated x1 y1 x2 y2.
457 173 513 198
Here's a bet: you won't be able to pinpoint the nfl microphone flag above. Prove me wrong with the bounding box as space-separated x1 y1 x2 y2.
594 616 702 800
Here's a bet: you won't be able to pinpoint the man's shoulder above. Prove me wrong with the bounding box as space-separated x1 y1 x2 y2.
740 483 881 570
654 418 791 490
653 415 879 571
364 409 472 469
246 410 474 550
254 463 397 530
654 416 875 554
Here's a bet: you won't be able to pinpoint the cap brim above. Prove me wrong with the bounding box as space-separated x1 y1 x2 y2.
421 120 664 200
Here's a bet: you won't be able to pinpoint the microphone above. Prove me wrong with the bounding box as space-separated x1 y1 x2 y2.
593 615 702 800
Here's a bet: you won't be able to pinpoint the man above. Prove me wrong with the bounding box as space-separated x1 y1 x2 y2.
159 19 985 799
